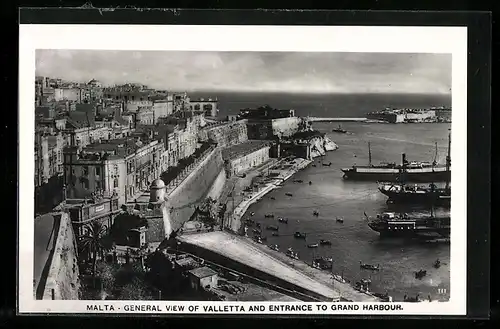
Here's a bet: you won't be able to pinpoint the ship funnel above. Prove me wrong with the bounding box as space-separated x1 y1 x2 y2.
402 153 407 165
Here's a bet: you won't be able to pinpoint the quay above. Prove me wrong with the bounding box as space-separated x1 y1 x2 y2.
224 157 312 233
177 231 380 302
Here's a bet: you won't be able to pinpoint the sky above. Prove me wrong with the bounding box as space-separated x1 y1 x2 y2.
36 50 451 94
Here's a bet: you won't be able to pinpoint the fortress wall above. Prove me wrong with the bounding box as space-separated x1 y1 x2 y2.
41 212 80 300
166 148 225 232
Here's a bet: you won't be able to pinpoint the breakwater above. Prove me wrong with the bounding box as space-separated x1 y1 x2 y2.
308 117 368 122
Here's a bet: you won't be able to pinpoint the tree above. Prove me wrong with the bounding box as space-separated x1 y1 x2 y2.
198 197 219 227
78 221 112 283
96 261 119 292
118 277 154 300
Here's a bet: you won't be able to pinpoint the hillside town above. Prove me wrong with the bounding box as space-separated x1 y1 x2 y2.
34 77 347 302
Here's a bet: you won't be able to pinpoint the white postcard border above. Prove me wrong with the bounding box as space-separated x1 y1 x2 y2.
19 24 467 315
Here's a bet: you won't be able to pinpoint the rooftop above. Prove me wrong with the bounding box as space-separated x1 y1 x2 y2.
188 266 218 279
77 136 159 160
174 256 200 269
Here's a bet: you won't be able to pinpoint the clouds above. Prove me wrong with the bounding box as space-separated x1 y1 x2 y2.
35 50 451 94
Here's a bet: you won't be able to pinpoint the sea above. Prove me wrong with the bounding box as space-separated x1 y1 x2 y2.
194 92 452 301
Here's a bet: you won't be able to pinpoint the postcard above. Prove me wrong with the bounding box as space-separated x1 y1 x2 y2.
19 23 467 315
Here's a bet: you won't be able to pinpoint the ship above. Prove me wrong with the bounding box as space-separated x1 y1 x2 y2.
332 125 348 134
364 211 450 238
378 132 451 205
341 142 451 182
379 182 451 206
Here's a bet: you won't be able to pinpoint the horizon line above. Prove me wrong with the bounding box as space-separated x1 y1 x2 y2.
181 90 452 96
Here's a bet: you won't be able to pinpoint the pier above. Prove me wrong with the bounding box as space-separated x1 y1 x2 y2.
177 231 381 302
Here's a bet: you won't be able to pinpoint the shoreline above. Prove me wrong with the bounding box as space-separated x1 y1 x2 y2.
228 157 312 234
223 154 384 302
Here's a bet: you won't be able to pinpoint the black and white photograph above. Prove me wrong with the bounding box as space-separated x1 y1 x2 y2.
19 24 468 315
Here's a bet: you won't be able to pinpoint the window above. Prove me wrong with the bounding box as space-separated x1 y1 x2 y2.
83 179 89 189
95 167 101 176
82 166 88 176
114 178 119 188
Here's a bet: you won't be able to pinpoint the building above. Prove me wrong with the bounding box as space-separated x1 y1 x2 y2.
87 79 102 88
366 108 437 123
104 85 152 103
239 105 295 120
189 98 218 117
187 266 218 291
53 88 81 102
35 132 66 186
63 134 165 205
136 106 155 125
240 105 305 140
198 120 248 148
57 195 121 240
222 140 271 177
126 100 153 113
246 116 304 140
62 119 111 148
158 112 203 163
152 98 174 121
35 76 44 106
35 106 55 120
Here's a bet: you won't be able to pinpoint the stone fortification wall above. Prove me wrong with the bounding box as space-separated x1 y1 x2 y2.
271 117 302 138
247 117 303 140
166 147 225 232
205 168 227 200
436 109 452 122
41 212 80 300
198 120 248 148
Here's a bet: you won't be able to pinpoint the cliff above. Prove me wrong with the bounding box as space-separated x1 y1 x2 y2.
310 135 338 158
282 130 338 159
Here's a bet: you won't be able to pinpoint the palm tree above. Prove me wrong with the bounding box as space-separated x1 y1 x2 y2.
79 221 111 286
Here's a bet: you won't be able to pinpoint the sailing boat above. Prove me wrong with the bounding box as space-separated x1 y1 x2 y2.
378 131 451 206
342 138 451 182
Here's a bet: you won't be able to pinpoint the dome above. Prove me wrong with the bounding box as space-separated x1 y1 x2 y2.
150 179 166 189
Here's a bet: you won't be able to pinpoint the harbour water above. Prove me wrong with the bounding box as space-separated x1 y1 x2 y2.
244 122 451 302
195 92 452 301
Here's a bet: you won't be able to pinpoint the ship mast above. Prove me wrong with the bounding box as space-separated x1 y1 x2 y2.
368 142 372 167
433 142 438 166
445 131 451 190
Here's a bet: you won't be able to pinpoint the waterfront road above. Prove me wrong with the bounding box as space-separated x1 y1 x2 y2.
34 213 59 299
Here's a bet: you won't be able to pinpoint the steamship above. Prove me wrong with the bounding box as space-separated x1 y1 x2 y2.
365 211 450 238
378 132 451 205
341 142 451 182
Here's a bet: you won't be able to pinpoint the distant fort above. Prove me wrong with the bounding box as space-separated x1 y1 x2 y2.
366 107 451 123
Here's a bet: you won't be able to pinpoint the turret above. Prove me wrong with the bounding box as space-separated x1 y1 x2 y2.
149 179 166 203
